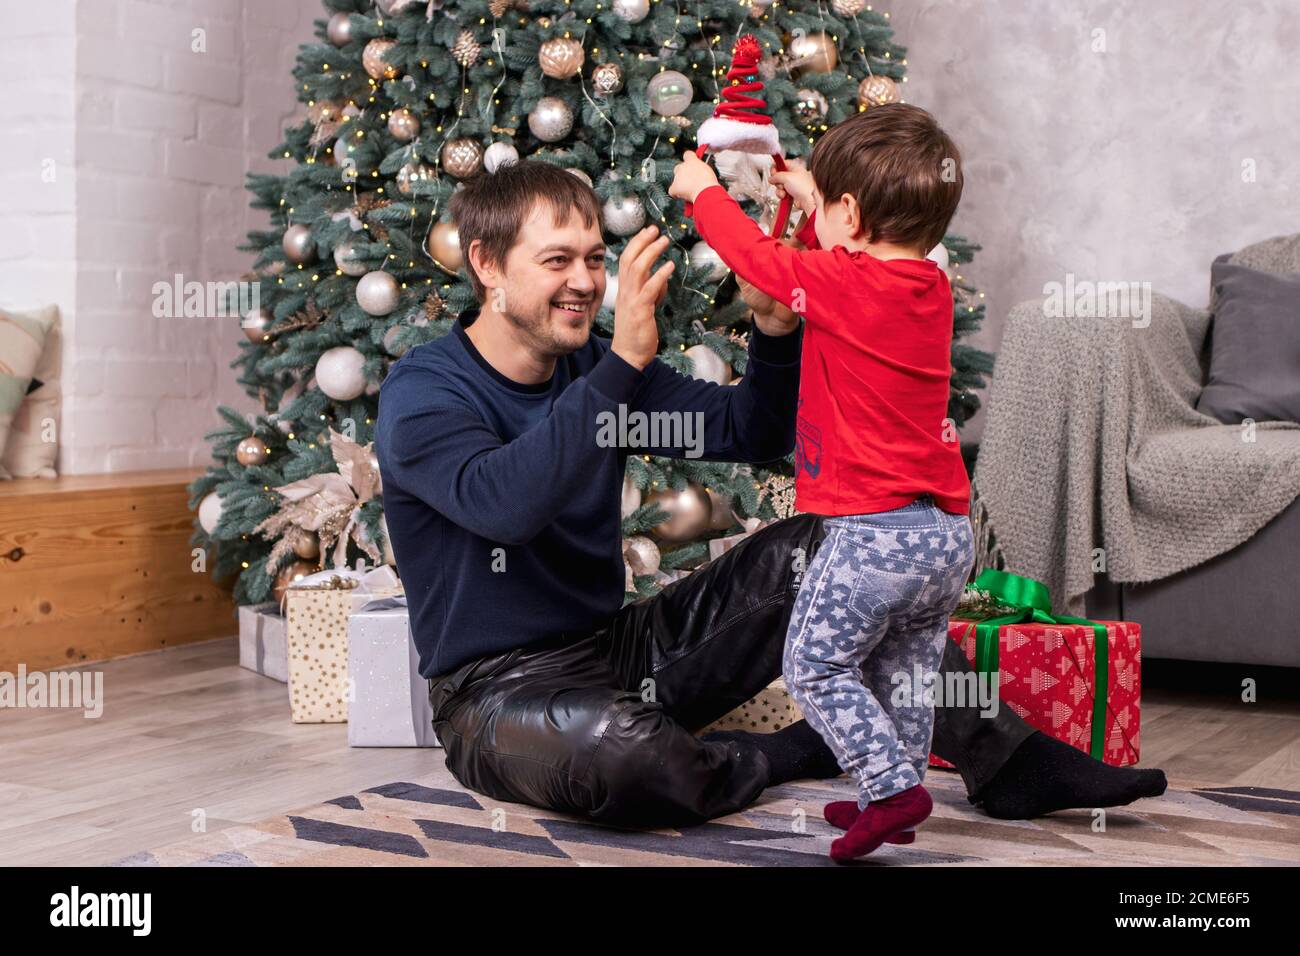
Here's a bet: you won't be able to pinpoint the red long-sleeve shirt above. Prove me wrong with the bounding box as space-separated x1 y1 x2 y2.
692 184 970 516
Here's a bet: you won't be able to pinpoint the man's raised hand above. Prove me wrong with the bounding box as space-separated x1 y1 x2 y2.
611 226 675 371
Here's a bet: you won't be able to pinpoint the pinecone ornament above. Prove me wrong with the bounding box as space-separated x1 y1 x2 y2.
489 0 528 16
451 30 481 67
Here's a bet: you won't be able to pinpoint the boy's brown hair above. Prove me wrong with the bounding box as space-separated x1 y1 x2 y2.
449 160 604 301
809 102 962 253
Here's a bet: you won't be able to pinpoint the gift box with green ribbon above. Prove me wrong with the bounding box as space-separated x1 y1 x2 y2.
929 569 1141 769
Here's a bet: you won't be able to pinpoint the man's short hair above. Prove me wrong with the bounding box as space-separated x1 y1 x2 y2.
808 102 963 253
448 160 604 301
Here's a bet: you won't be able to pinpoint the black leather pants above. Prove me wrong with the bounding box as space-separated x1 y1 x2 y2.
427 514 1035 828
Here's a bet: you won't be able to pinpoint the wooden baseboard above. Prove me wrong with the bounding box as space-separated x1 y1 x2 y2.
0 468 236 672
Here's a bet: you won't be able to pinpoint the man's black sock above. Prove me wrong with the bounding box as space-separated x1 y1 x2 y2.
975 731 1168 820
702 720 842 785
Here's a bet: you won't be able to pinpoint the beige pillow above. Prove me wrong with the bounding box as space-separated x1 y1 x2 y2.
0 304 59 480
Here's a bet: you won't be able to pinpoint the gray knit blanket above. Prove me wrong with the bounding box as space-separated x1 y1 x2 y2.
973 234 1300 616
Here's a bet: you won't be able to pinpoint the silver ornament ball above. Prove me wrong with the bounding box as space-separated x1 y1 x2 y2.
315 345 368 401
684 344 731 386
282 224 316 264
647 70 694 116
611 0 650 23
528 96 574 142
356 270 400 316
689 240 729 281
333 237 369 277
602 193 646 236
483 141 520 173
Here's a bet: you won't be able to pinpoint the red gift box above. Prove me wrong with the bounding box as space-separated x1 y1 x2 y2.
929 618 1141 769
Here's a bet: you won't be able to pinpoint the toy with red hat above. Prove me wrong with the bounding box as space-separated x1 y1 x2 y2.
684 34 794 238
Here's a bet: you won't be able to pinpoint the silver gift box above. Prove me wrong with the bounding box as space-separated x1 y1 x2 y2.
346 598 440 748
238 601 288 683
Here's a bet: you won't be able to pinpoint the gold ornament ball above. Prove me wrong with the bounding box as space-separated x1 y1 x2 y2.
706 488 738 531
236 435 269 466
272 559 318 606
387 107 420 142
644 483 713 542
832 0 868 15
426 220 464 273
362 38 400 80
441 136 484 179
241 307 272 343
788 32 838 75
539 37 585 80
858 74 900 108
289 527 320 560
326 12 354 47
592 62 625 96
566 167 593 187
396 160 436 196
282 223 316 264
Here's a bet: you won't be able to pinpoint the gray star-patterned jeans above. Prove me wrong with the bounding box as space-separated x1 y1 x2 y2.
783 495 976 809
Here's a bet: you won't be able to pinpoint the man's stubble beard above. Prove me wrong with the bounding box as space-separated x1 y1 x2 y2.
501 283 592 358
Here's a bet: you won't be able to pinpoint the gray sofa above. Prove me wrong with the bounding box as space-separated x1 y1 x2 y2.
1078 234 1300 668
1084 493 1300 668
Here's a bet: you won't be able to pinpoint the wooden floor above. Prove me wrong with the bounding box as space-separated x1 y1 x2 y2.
2 637 1299 867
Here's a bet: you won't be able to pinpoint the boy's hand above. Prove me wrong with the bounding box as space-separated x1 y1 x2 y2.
669 152 721 204
770 161 817 215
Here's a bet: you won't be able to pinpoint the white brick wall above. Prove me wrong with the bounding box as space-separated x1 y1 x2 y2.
2 0 322 476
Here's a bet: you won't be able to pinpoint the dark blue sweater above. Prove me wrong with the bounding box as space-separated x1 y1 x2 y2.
375 308 803 678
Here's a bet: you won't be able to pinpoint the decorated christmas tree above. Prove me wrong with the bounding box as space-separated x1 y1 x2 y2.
190 0 991 607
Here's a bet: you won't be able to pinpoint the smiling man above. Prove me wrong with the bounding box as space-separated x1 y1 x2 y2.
375 160 1166 827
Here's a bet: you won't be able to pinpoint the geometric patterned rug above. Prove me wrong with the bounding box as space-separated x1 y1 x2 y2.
111 770 1300 867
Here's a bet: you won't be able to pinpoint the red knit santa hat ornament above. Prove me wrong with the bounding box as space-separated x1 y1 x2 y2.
685 34 793 237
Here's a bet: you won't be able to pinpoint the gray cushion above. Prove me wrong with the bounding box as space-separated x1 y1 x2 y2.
1195 260 1300 425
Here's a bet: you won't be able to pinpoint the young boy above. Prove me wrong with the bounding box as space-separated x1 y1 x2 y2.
669 103 975 861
